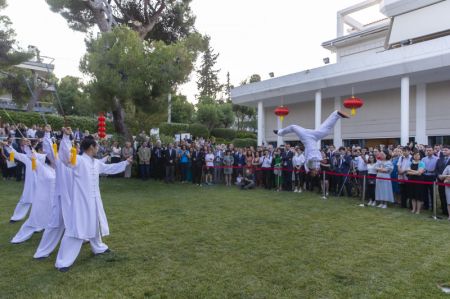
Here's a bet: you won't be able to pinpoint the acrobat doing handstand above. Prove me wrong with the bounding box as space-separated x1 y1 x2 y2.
274 110 349 171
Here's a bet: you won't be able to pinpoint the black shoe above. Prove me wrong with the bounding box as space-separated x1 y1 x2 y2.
273 130 278 135
34 256 49 260
9 220 18 223
58 267 70 272
337 111 350 118
95 248 111 256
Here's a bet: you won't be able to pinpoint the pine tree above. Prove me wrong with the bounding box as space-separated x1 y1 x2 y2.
196 38 223 101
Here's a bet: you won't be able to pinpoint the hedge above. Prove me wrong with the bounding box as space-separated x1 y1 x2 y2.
231 138 257 148
210 128 236 141
158 122 189 137
236 131 257 139
188 123 209 138
0 110 112 133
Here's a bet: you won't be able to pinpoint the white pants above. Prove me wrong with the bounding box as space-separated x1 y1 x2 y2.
10 202 31 222
34 196 65 258
277 110 341 162
55 233 108 269
11 219 42 244
34 227 65 258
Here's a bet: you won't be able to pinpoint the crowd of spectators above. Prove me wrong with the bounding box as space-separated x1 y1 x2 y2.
2 122 450 219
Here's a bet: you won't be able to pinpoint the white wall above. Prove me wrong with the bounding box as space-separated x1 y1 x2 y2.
426 81 450 136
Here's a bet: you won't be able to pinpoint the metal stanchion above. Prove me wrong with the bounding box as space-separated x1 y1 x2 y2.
431 181 441 220
321 171 327 199
358 175 366 207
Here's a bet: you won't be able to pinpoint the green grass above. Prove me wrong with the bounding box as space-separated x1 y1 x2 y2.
1 179 450 298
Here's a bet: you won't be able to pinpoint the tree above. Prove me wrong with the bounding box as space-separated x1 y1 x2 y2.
196 103 220 131
171 94 194 123
56 76 93 116
81 26 203 137
224 71 233 103
218 103 234 128
196 37 222 101
46 0 201 139
0 0 31 70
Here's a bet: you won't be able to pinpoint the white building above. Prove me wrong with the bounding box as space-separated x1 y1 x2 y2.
231 0 450 148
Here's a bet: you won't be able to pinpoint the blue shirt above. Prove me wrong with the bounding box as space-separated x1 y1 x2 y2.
421 155 438 175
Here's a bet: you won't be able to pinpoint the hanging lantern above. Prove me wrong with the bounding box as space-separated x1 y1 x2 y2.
274 106 289 122
343 96 364 116
98 113 107 139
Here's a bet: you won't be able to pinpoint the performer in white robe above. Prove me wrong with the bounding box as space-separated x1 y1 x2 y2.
55 136 132 271
4 143 55 243
34 127 73 259
7 141 33 222
275 110 349 170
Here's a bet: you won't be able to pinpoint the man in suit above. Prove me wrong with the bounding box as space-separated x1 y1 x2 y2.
435 145 450 215
336 147 352 196
281 143 294 191
233 148 245 178
191 145 204 185
151 140 164 180
164 143 176 183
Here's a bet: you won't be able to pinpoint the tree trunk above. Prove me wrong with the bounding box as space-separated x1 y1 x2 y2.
26 87 43 112
112 98 131 141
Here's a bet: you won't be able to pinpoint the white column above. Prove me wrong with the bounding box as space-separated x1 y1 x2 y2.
333 96 343 147
401 77 410 146
167 93 172 123
315 90 322 147
416 84 427 145
257 101 265 146
277 117 283 147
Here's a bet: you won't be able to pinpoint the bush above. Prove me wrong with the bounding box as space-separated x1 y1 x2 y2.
210 128 236 141
232 138 257 148
158 122 189 137
236 130 256 139
188 123 209 138
0 110 112 133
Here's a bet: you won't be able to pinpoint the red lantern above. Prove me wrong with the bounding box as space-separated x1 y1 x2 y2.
343 96 364 116
98 113 107 138
274 106 289 122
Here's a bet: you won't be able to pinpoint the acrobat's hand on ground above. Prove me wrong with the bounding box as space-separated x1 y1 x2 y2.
273 130 279 135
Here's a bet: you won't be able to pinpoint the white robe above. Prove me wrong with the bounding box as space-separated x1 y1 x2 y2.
9 149 55 242
42 133 73 229
277 110 342 169
64 153 128 240
8 145 34 221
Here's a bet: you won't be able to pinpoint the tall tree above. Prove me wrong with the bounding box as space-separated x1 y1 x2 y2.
56 76 94 116
0 0 31 69
46 0 200 139
171 94 194 123
81 26 203 136
196 37 222 101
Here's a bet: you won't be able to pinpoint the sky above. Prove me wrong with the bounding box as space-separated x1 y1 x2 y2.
4 0 383 103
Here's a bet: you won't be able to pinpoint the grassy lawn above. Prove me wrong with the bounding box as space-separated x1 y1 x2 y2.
1 179 450 298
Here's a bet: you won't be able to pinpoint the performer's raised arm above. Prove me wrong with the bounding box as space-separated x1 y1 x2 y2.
43 125 56 165
99 157 132 175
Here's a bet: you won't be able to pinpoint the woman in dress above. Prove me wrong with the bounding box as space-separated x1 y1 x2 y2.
320 151 330 196
223 150 234 186
406 151 426 214
252 151 262 187
374 151 394 208
273 149 283 192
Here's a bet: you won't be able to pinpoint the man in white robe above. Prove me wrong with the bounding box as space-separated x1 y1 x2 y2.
34 126 73 259
7 140 33 222
3 142 55 243
55 136 132 272
275 110 349 171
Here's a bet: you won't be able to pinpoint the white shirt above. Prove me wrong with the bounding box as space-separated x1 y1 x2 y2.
293 153 305 167
205 153 214 167
260 155 273 168
27 128 36 138
356 155 368 171
397 155 411 180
